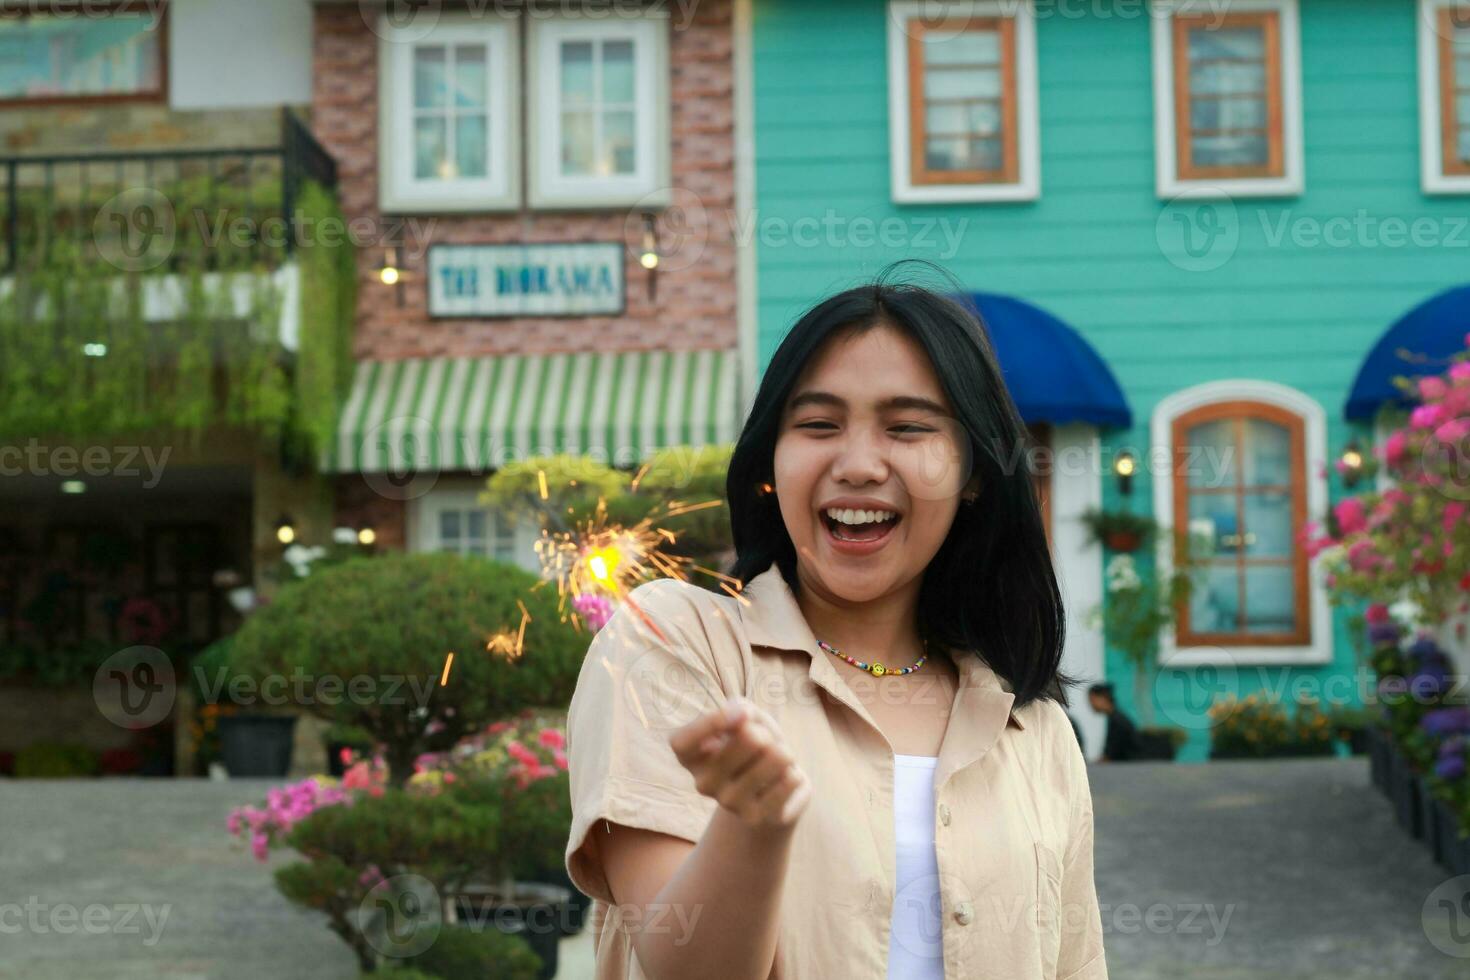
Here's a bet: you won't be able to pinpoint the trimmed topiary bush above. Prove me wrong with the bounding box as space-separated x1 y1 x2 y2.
403 925 541 980
227 553 584 786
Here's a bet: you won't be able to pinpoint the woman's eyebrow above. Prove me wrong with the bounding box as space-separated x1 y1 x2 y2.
786 391 948 415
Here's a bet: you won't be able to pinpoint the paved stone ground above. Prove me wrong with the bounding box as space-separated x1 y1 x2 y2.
0 759 1465 978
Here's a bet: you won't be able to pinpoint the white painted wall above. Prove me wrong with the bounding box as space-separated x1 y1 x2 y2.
169 0 313 110
1049 423 1106 760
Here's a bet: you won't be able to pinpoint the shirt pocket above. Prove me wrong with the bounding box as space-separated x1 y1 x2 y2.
1034 840 1064 979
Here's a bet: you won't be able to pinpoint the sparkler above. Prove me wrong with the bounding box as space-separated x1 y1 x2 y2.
485 599 533 662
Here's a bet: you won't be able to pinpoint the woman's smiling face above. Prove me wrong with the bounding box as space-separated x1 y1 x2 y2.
773 323 975 604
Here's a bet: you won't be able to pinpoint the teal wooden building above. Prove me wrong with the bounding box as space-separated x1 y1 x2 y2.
735 0 1470 759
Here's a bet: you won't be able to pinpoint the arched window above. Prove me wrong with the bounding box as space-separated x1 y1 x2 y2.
1153 381 1329 665
1172 401 1308 645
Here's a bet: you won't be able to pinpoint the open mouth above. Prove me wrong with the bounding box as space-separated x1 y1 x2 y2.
822 507 901 545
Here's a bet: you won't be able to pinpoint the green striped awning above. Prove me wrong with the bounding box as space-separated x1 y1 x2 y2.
324 349 740 473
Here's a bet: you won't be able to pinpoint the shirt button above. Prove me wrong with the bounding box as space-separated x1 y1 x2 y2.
953 901 974 925
938 803 951 826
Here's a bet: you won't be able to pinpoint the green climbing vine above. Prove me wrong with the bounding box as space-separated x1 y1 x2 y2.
0 178 355 458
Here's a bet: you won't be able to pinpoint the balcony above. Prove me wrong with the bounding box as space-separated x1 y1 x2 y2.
0 110 352 453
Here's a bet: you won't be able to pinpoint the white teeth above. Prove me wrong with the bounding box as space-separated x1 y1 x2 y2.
824 507 897 526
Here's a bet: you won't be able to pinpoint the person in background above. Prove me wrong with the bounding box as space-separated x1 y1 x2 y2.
1087 682 1141 763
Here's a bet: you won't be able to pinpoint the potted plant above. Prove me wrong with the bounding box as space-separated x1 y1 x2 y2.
1084 534 1206 749
1080 508 1157 553
194 634 299 778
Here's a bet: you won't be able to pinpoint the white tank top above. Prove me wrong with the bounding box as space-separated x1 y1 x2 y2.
888 754 944 979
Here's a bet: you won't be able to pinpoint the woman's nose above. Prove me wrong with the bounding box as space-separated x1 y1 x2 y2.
830 430 888 485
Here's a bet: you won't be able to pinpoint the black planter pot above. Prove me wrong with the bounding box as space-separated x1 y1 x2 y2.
218 714 298 778
1385 743 1424 840
1135 731 1179 761
1344 727 1371 757
1367 727 1389 793
1433 796 1470 876
454 881 570 980
531 862 591 935
1417 777 1444 864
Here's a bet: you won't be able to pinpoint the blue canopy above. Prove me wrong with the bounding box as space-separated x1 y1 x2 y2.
1345 285 1470 421
959 292 1132 428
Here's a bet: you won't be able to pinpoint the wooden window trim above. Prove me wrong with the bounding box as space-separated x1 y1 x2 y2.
0 1 169 108
1172 10 1284 181
1171 400 1310 647
906 15 1019 186
1439 7 1470 176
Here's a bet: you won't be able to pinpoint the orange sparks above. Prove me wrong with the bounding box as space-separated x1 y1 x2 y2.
440 651 455 686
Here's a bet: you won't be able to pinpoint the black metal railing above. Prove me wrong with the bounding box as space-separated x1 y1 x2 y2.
0 109 339 274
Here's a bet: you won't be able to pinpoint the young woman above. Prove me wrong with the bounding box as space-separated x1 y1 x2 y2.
565 276 1107 980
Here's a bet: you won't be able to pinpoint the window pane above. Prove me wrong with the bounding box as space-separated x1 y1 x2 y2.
439 511 461 541
466 511 486 539
924 66 1002 100
1243 418 1291 486
456 114 488 178
1187 25 1265 63
1189 492 1239 554
453 45 486 108
604 109 636 174
924 136 1001 172
1243 489 1293 558
1189 59 1266 97
1191 133 1269 167
561 41 594 106
603 39 635 102
561 109 595 175
1190 564 1240 633
414 116 448 179
1183 419 1237 489
414 46 447 109
1243 564 1295 634
0 12 162 99
1189 96 1267 131
924 101 1002 137
922 29 1000 66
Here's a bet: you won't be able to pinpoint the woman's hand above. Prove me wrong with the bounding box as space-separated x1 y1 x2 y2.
669 696 811 830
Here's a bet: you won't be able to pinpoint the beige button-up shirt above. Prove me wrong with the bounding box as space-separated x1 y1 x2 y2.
565 567 1108 980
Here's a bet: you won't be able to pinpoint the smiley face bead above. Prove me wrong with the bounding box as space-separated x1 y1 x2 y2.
870 663 887 677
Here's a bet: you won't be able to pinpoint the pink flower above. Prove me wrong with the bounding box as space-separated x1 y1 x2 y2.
507 740 539 766
552 748 568 771
1411 404 1446 429
1365 603 1390 624
537 728 566 751
487 721 512 735
1383 430 1409 467
1420 376 1449 402
1435 417 1470 444
1334 498 1366 536
1452 362 1470 383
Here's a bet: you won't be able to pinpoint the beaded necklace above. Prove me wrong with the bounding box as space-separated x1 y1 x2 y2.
816 637 927 677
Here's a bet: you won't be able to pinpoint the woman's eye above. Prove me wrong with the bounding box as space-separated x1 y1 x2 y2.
891 422 936 435
794 420 838 431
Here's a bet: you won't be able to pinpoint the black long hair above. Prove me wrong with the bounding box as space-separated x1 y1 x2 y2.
726 266 1070 708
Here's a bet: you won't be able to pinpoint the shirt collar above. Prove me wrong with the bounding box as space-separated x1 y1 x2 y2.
736 565 1026 732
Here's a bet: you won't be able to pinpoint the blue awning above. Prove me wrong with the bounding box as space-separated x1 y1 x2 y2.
1345 285 1470 421
959 292 1132 428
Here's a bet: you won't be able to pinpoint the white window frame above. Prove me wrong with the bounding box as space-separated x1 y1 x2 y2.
1418 0 1470 193
527 10 671 209
1151 380 1331 667
408 480 539 572
886 0 1041 203
378 12 520 213
1150 0 1304 199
